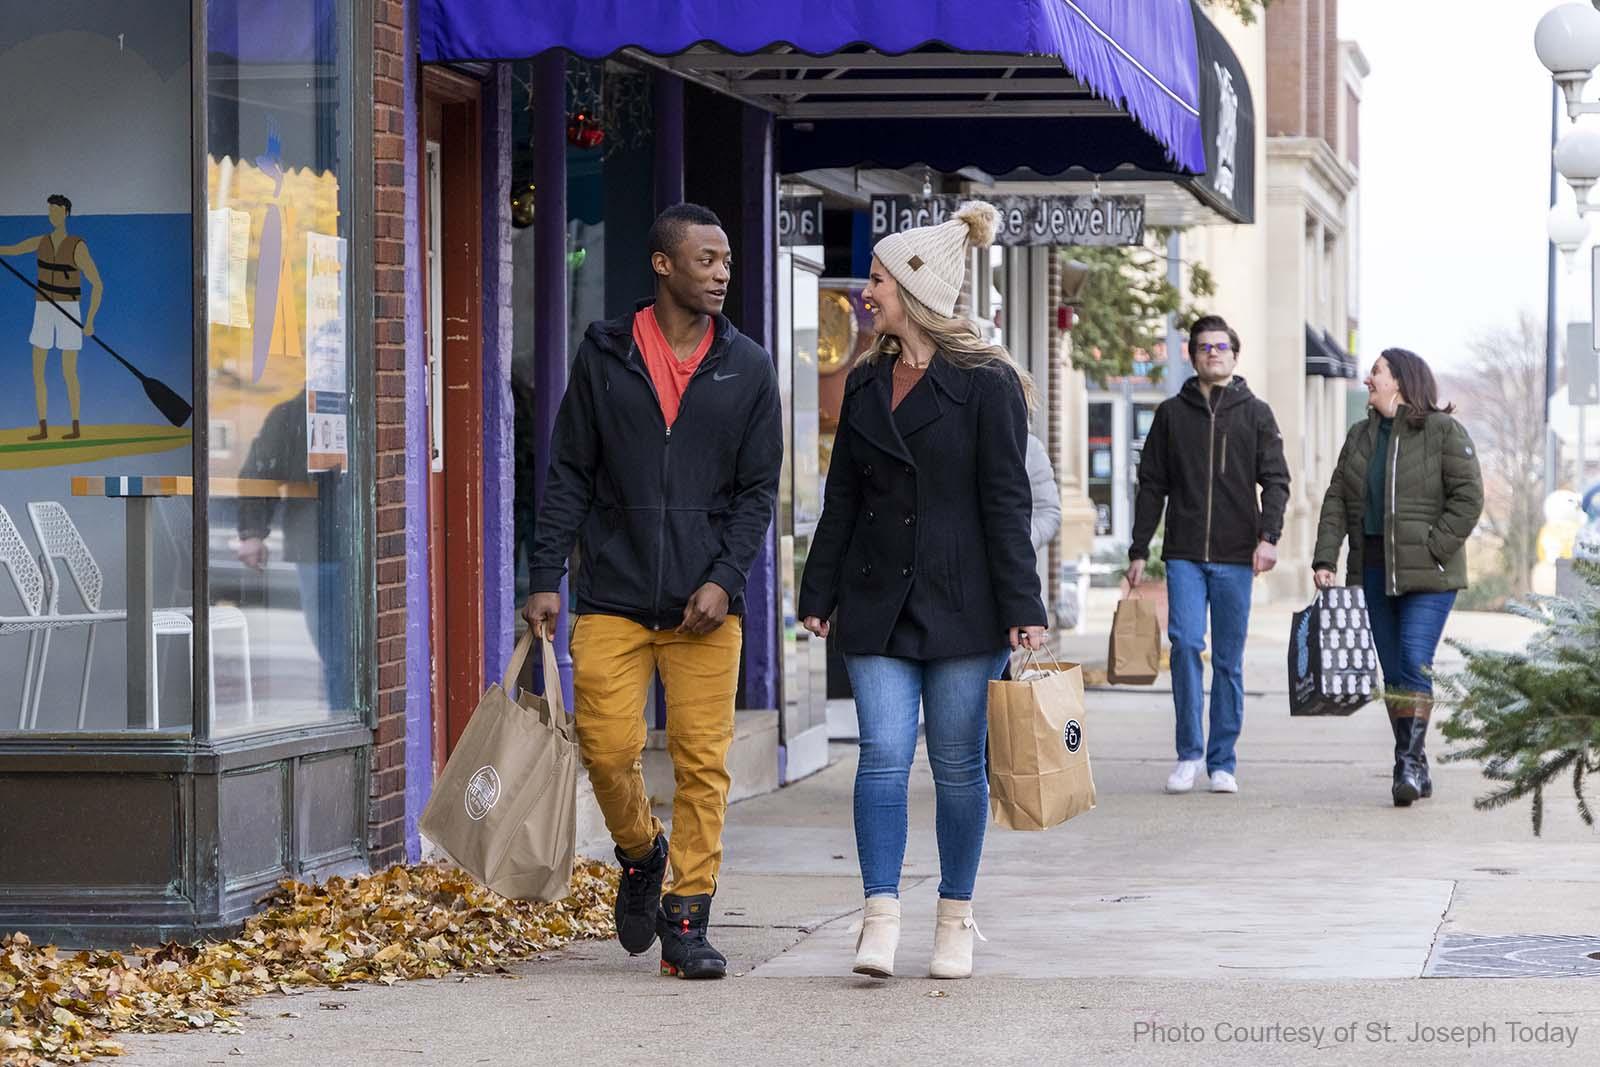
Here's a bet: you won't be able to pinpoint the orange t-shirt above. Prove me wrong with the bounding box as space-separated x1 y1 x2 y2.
633 306 714 428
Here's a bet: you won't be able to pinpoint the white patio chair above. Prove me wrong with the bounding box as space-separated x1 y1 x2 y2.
26 501 254 729
0 504 98 729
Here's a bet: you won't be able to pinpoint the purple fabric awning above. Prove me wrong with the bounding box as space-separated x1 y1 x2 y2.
419 0 1205 172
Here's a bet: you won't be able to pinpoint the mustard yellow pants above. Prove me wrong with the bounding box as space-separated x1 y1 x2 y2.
571 614 742 897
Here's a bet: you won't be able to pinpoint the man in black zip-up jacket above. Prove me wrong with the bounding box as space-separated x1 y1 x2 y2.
1127 315 1290 797
523 204 782 980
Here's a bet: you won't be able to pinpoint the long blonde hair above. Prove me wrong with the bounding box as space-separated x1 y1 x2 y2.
861 282 1038 412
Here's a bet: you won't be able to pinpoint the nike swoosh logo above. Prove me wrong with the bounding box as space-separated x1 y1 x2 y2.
713 371 739 382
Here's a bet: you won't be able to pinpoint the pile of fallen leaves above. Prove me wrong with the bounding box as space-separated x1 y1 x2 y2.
1 861 617 1065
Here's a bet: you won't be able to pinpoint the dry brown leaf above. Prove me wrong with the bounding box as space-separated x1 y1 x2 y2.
2 861 617 1066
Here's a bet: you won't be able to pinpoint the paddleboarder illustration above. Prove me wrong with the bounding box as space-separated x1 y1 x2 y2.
0 194 102 440
0 196 191 432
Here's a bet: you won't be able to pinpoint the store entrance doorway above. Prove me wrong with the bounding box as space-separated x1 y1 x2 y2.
421 68 485 766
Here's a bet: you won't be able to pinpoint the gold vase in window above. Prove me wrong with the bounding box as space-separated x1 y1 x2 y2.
817 289 857 375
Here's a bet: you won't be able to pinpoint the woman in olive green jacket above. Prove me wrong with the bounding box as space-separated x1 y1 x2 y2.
1313 348 1483 807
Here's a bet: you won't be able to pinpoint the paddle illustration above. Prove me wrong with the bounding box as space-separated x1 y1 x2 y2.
0 256 192 427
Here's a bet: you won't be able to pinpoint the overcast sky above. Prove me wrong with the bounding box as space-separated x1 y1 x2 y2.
1341 0 1569 371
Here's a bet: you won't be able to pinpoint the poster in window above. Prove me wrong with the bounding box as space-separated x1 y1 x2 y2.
304 232 346 471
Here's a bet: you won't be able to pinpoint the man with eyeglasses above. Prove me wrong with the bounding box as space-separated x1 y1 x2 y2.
1126 314 1291 795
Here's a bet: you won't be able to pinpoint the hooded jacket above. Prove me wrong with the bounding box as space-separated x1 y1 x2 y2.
528 303 782 630
1129 376 1291 567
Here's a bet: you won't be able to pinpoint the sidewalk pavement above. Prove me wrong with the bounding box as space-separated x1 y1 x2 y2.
118 603 1600 1067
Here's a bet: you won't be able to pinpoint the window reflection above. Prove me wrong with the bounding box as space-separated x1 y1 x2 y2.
205 0 358 734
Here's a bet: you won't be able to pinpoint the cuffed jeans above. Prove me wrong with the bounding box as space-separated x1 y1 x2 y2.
1166 559 1253 775
1361 565 1456 710
845 649 1009 902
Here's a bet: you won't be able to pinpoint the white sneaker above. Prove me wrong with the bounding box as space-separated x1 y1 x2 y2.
1210 770 1238 793
1165 759 1204 794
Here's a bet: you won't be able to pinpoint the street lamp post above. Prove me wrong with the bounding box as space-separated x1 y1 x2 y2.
1535 2 1600 495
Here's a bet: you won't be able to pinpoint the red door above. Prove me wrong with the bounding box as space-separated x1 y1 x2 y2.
421 69 485 766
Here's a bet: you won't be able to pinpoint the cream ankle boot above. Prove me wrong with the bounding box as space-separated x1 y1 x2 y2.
929 898 984 979
852 897 900 978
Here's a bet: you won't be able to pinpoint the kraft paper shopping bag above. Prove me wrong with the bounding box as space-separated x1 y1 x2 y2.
988 653 1095 831
419 631 578 901
1106 595 1161 685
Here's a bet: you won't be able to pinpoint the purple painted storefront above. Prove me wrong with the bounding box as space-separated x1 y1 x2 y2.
396 0 1210 856
393 44 787 859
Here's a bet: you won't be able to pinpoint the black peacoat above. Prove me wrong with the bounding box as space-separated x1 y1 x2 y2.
798 353 1046 660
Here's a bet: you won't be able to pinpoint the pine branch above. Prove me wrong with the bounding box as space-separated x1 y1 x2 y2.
1436 563 1600 834
1575 757 1594 828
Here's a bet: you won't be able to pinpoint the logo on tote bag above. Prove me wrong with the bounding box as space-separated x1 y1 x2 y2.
1063 719 1083 753
465 765 502 821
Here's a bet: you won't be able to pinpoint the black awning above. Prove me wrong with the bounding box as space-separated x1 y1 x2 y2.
1306 325 1345 378
1188 1 1255 223
1323 330 1359 379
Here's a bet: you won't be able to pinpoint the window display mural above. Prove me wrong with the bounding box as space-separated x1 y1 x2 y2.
0 6 196 733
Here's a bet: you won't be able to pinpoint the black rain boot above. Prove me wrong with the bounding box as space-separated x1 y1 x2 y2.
1410 704 1434 800
658 894 727 980
1389 713 1422 807
613 834 668 955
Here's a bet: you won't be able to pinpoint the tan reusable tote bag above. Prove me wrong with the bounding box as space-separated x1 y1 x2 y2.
987 650 1096 831
1106 592 1161 685
419 631 578 901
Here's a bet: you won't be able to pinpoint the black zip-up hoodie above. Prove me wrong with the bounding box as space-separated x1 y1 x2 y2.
1129 375 1291 567
529 303 783 630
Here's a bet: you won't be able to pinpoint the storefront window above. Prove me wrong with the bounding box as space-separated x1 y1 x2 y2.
0 5 196 735
204 0 362 735
558 58 656 356
1087 401 1114 539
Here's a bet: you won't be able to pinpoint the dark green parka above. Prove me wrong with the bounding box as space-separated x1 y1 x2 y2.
1313 407 1484 595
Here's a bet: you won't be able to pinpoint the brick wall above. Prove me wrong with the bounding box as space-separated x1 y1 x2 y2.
370 0 410 868
1305 0 1321 140
1266 0 1306 137
1267 0 1347 153
1046 251 1062 600
1323 0 1340 150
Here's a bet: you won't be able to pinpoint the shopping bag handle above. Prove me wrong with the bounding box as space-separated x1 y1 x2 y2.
1013 636 1063 676
503 630 569 721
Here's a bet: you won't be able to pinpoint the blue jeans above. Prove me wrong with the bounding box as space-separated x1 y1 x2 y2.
1165 560 1253 774
845 649 1009 901
1361 567 1456 703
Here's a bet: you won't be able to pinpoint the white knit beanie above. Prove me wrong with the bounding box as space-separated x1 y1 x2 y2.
872 201 999 318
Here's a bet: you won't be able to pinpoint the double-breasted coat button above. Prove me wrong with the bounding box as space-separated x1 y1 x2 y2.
901 565 913 578
903 514 915 526
902 463 914 476
862 464 874 478
861 563 873 577
866 509 876 523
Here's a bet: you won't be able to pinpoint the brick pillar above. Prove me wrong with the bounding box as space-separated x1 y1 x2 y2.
1046 251 1063 594
370 0 410 869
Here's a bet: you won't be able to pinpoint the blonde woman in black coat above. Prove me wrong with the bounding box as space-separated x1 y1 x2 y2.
800 202 1046 981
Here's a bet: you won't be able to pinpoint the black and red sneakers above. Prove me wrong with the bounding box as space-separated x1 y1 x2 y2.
613 834 668 955
657 894 727 979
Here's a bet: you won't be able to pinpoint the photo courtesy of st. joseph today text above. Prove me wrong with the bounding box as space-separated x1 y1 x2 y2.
1134 1018 1580 1051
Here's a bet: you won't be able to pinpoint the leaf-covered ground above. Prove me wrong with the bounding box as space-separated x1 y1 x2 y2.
2 861 618 1065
